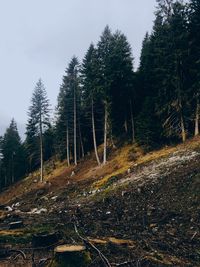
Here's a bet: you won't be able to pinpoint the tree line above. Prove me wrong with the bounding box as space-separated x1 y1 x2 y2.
0 0 199 189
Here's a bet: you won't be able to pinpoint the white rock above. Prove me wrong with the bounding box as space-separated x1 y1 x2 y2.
5 206 13 212
28 208 47 214
71 171 75 177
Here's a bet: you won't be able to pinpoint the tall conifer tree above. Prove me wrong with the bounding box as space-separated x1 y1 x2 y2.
26 79 50 182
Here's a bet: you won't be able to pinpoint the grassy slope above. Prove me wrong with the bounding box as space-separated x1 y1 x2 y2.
0 138 200 266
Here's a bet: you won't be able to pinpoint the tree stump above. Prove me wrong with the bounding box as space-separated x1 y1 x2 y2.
48 245 91 267
32 232 59 247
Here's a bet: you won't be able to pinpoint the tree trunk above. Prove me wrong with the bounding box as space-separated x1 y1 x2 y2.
66 121 70 167
92 98 101 166
11 153 14 184
130 100 135 143
195 96 199 136
74 83 77 166
180 113 186 142
124 118 128 133
176 56 186 143
103 102 108 165
78 119 85 159
39 113 44 182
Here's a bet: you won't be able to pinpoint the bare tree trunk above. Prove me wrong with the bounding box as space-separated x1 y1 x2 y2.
66 121 70 166
175 56 186 143
195 96 199 136
74 84 77 166
130 100 135 143
78 119 84 159
103 102 108 165
110 131 116 149
180 113 186 142
92 97 101 165
11 153 14 184
124 118 128 133
39 114 44 182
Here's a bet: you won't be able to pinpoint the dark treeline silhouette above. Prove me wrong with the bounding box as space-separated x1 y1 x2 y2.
0 0 200 189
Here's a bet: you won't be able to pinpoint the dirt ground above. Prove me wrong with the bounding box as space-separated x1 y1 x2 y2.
0 138 200 266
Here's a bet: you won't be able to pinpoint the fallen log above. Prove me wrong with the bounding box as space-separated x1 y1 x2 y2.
48 245 91 267
9 221 23 230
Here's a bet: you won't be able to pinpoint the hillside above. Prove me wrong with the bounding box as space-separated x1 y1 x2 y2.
0 138 200 266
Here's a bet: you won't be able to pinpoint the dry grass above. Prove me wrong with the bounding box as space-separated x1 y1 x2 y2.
1 136 200 205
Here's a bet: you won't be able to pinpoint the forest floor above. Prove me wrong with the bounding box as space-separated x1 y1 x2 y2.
0 138 200 266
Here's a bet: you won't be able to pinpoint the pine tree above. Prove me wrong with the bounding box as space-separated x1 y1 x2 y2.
108 30 134 140
97 26 113 164
1 119 27 186
81 44 102 165
0 136 4 190
188 0 200 135
55 85 71 164
152 1 189 142
25 117 38 172
97 26 135 162
55 57 81 166
26 79 50 182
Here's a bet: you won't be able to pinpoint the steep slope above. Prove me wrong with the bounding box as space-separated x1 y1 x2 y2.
0 138 200 266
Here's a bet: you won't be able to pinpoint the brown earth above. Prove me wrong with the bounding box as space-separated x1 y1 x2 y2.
0 138 200 266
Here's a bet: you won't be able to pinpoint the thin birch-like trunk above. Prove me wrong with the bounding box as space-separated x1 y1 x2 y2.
130 100 135 143
39 113 43 182
180 113 186 142
74 83 77 165
124 119 128 133
103 102 108 165
195 96 199 136
78 119 84 158
66 121 70 166
11 154 14 184
92 97 101 165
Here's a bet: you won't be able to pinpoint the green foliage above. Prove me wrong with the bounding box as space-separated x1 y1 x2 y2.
3 0 200 191
0 119 27 188
26 79 50 172
136 98 163 150
55 56 82 162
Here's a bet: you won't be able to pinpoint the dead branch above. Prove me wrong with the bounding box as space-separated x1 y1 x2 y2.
74 223 112 267
9 249 26 261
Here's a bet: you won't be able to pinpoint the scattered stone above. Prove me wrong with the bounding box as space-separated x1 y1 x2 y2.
51 196 58 201
127 168 131 174
41 196 48 201
28 208 47 214
5 206 13 212
71 171 75 177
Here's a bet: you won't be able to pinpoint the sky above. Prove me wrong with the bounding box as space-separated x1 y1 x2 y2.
0 0 156 138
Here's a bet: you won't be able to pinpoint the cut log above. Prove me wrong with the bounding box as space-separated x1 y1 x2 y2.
88 237 136 247
9 221 23 230
48 244 91 267
108 237 136 247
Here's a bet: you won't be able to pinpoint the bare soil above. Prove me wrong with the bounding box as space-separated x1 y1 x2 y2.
0 139 200 266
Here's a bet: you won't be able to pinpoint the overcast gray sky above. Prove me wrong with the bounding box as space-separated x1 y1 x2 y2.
0 0 156 137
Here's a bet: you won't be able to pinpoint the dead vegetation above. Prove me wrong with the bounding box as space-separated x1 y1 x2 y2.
0 138 200 266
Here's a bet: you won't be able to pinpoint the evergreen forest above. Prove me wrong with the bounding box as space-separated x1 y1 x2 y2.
0 0 200 189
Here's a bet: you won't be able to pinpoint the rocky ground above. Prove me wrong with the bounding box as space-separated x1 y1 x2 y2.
0 139 200 266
